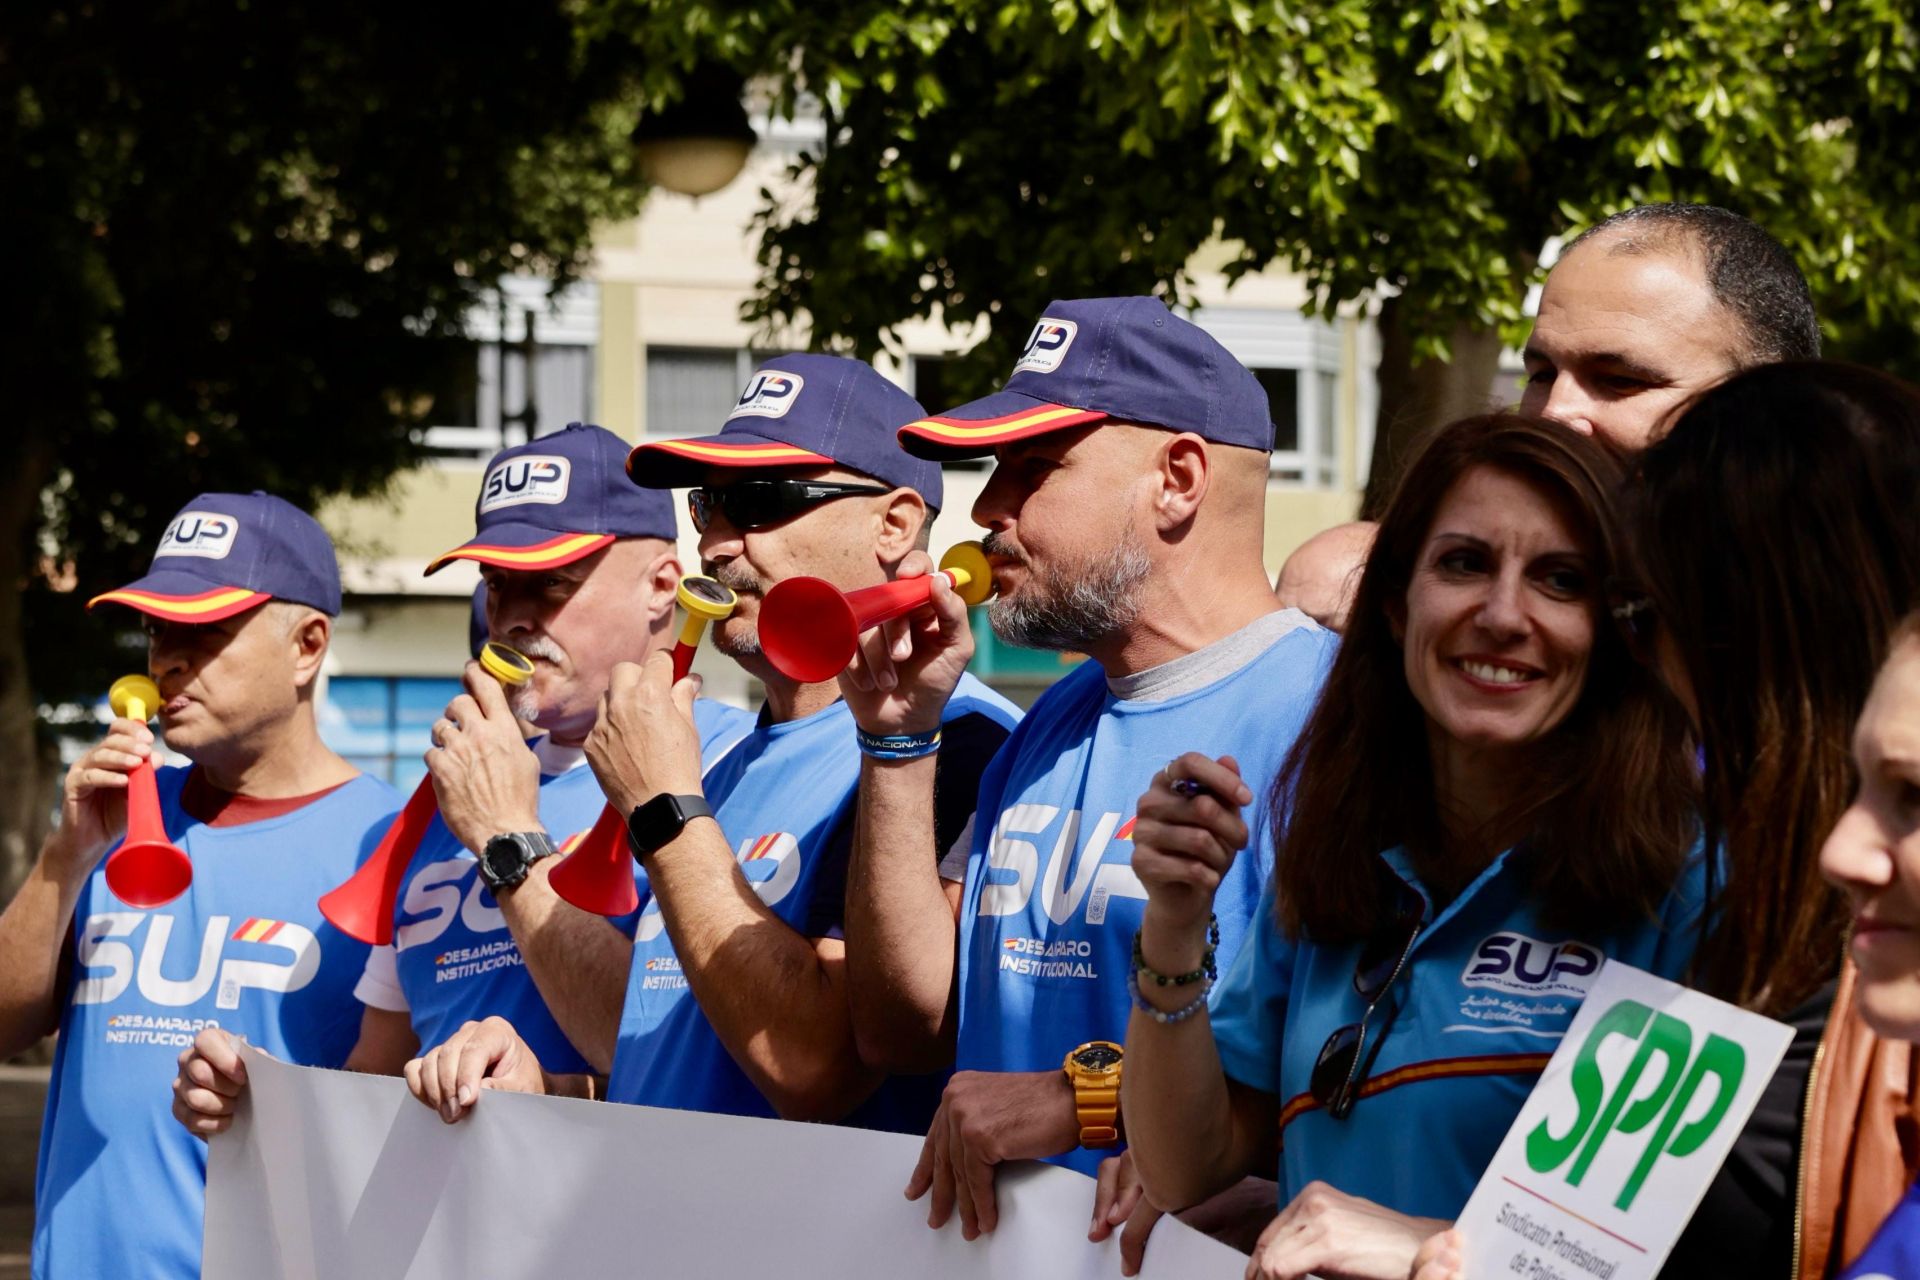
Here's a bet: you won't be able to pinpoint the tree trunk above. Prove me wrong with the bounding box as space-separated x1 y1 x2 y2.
0 437 58 902
1361 297 1508 517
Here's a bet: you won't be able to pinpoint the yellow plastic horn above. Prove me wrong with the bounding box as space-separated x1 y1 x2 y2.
938 541 995 607
478 641 536 686
671 576 739 681
108 674 162 724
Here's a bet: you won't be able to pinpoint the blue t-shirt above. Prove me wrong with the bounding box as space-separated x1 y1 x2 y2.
1209 843 1708 1220
607 675 1020 1130
953 613 1337 1175
358 700 753 1072
34 766 397 1280
1842 1176 1920 1279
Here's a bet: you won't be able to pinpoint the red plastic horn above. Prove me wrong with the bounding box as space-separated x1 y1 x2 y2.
549 579 740 916
546 804 637 916
103 675 193 908
318 643 535 944
759 541 994 683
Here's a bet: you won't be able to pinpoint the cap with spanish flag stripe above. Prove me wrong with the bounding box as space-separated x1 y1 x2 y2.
87 491 341 623
897 296 1273 460
427 423 678 575
626 354 943 506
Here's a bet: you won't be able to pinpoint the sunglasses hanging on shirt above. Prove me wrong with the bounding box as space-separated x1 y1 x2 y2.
1308 879 1426 1120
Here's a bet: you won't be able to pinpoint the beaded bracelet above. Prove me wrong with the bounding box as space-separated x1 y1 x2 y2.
856 727 942 760
1131 913 1221 987
1128 968 1213 1024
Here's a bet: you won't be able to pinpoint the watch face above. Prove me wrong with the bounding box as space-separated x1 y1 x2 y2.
482 835 524 881
1073 1044 1123 1072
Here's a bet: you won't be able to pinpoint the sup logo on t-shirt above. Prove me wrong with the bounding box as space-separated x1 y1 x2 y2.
155 511 239 560
479 456 571 513
1461 932 1603 999
72 912 320 1015
728 371 805 420
1013 319 1077 375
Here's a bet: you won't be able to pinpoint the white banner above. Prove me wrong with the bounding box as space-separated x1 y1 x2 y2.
204 1046 1247 1278
1452 961 1794 1280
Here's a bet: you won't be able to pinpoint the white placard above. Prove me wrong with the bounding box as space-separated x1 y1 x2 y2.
204 1046 1246 1279
1453 961 1794 1280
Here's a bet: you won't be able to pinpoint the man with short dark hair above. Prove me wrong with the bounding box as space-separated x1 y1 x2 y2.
0 493 398 1280
1305 203 1815 649
1521 201 1818 448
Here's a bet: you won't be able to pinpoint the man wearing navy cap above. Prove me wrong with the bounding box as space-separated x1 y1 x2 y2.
405 355 1021 1133
173 425 753 1135
0 493 398 1280
836 297 1337 1261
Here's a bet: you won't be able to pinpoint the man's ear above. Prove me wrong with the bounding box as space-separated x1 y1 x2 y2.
643 547 683 629
1154 434 1210 533
290 613 332 690
875 488 928 569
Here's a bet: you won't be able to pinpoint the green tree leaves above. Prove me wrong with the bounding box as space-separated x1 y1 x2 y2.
587 0 1919 394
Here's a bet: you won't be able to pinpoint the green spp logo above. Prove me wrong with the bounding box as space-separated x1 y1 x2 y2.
1524 998 1744 1210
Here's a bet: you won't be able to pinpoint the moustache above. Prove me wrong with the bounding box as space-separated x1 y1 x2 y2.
980 532 1028 568
495 632 568 666
701 560 764 595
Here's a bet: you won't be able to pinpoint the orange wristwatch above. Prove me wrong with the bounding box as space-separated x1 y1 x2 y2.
1062 1040 1124 1148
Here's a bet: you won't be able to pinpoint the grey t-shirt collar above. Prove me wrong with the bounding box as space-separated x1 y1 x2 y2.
1105 607 1321 703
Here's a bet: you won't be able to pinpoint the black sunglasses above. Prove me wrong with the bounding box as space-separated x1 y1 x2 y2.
687 479 893 533
1308 881 1424 1120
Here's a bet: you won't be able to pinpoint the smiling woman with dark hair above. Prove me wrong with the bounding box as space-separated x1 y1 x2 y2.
1119 413 1705 1280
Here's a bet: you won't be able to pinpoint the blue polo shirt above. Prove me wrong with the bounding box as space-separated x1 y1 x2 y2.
35 766 397 1280
355 700 752 1069
1210 842 1709 1220
951 609 1337 1175
607 675 1020 1129
1841 1177 1920 1279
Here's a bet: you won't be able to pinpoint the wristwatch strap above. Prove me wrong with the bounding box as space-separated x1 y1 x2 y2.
1074 1083 1121 1148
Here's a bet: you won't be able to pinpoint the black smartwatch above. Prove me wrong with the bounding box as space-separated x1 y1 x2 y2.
478 831 557 891
626 793 714 861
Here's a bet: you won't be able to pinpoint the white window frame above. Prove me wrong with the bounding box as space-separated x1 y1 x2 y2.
639 347 776 439
422 276 601 458
1186 306 1346 491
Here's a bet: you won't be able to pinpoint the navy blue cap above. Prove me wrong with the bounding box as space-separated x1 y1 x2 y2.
627 354 943 508
898 296 1272 459
427 423 678 574
89 492 342 622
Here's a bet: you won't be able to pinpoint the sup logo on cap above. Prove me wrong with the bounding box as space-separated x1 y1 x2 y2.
155 511 239 561
1012 318 1078 375
479 456 571 514
728 370 806 421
